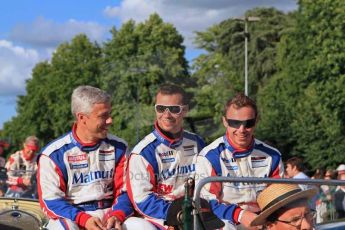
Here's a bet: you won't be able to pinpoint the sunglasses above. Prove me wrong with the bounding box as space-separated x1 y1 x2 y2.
155 104 185 114
226 118 256 129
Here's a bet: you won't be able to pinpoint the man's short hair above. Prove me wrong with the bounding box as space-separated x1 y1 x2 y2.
286 157 306 172
24 136 39 146
223 92 258 117
156 83 189 105
71 85 111 118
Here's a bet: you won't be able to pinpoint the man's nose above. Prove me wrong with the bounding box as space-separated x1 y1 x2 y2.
237 124 246 131
300 217 313 230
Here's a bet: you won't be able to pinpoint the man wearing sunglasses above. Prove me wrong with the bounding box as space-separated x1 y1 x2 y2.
126 83 206 229
195 93 284 230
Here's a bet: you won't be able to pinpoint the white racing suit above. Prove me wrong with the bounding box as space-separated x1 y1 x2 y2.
126 123 205 229
195 133 284 229
5 150 37 198
37 125 133 229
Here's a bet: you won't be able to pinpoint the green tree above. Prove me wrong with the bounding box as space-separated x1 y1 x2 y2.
257 0 345 169
191 8 293 143
101 13 191 146
2 34 102 145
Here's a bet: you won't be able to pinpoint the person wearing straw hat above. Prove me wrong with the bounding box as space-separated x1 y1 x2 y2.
250 183 317 229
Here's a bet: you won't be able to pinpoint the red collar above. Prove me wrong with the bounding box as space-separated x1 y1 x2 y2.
72 123 98 146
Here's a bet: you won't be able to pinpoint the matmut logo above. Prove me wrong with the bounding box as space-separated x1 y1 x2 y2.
68 154 87 162
73 168 114 184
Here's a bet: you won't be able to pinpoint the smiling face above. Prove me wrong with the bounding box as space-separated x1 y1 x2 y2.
76 102 112 143
155 92 187 134
223 105 256 148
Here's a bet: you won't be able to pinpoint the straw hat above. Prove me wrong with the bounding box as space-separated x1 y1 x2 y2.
250 184 317 226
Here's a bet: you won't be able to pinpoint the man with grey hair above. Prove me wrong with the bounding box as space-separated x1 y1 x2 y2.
5 135 39 198
37 85 133 230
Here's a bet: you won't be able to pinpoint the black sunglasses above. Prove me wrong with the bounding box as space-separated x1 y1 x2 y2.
155 104 185 114
226 118 256 129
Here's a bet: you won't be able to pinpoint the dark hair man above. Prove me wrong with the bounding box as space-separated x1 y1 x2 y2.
195 93 284 229
126 83 206 229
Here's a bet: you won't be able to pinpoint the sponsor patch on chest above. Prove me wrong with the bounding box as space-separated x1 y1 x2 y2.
68 154 87 162
159 150 175 163
70 163 88 169
157 183 173 194
221 157 238 170
68 153 88 169
183 145 197 157
99 153 115 161
251 156 268 168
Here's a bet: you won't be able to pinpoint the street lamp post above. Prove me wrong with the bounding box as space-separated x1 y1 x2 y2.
129 66 147 143
242 16 260 96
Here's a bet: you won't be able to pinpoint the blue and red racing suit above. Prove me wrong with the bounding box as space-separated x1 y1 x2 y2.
195 132 284 227
37 125 133 228
126 123 205 229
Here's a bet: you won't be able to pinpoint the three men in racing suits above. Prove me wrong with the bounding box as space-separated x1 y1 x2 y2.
195 93 284 230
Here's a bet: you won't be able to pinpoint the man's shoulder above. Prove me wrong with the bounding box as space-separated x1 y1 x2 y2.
253 139 281 156
7 150 23 160
182 130 203 140
199 136 224 157
41 132 72 157
294 172 309 179
106 133 128 148
131 132 157 154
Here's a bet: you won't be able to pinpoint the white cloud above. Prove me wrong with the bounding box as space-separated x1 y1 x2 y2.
0 40 40 96
9 17 107 48
103 0 298 48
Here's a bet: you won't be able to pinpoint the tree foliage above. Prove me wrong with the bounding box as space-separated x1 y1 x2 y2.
2 34 102 145
191 8 293 143
100 13 191 146
257 0 345 169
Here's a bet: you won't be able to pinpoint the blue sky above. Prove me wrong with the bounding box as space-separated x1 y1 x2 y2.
0 0 297 129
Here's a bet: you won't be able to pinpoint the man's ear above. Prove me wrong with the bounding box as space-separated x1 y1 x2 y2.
76 112 86 124
222 116 228 128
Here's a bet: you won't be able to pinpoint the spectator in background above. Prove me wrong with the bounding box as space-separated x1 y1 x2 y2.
311 168 324 179
334 164 345 219
285 157 310 190
195 93 284 230
0 140 9 167
285 157 317 210
317 169 336 222
0 140 9 197
5 136 39 198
